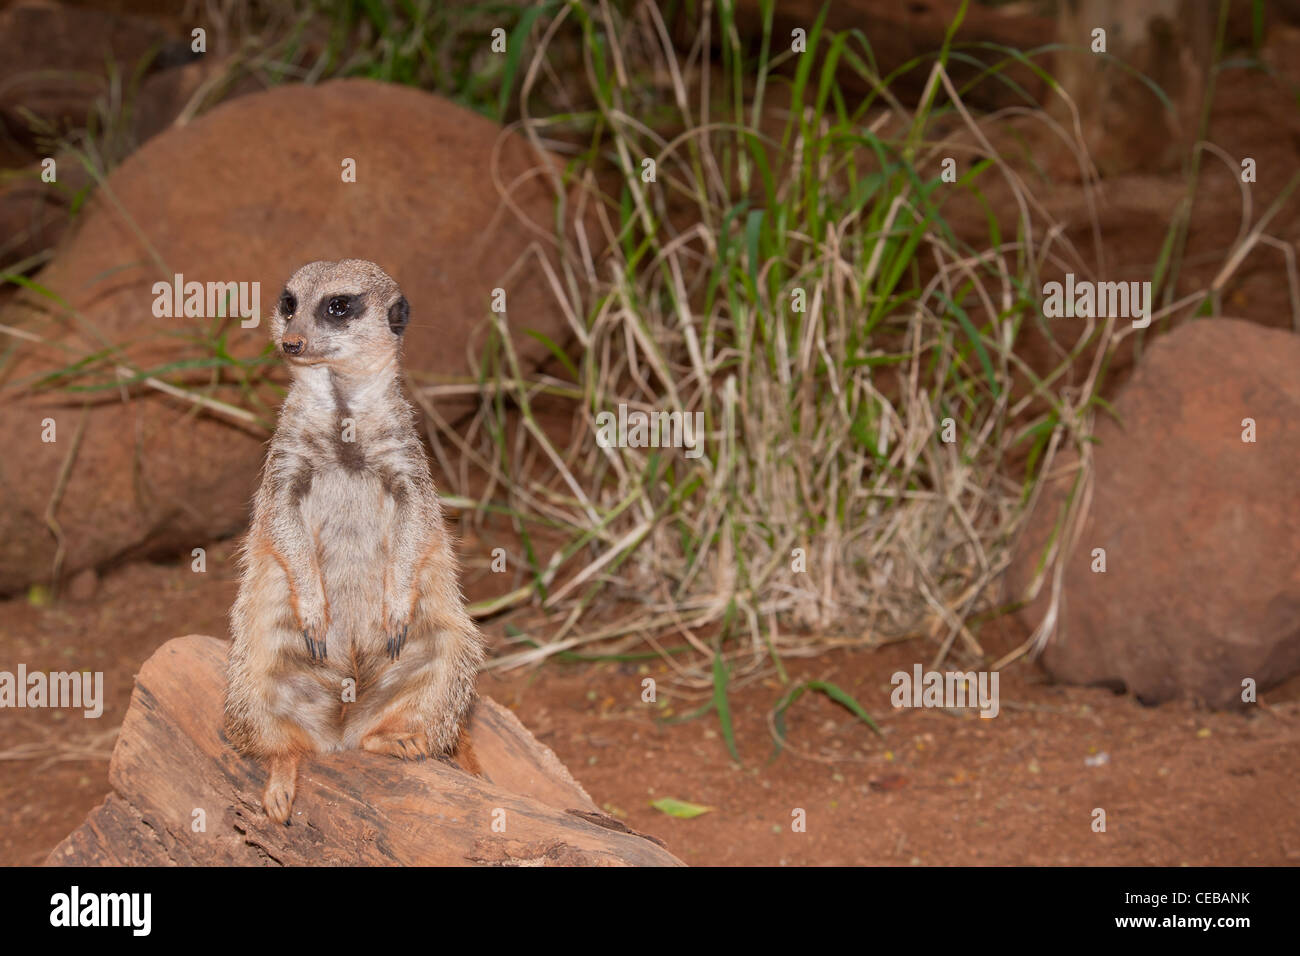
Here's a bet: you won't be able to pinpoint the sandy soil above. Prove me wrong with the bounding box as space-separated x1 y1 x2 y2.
2 546 1296 867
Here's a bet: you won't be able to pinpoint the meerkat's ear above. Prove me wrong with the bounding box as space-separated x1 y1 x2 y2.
388 296 410 336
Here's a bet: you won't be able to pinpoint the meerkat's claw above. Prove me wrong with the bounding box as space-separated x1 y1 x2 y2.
302 630 327 661
386 624 409 661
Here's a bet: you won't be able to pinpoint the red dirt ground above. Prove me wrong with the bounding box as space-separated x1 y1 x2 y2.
2 542 1297 867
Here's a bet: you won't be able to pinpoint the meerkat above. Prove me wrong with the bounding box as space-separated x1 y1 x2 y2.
225 259 484 825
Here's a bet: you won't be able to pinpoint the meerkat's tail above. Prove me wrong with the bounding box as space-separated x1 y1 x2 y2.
452 723 482 776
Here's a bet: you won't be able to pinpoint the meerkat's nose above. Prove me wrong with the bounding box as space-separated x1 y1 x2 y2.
282 334 306 355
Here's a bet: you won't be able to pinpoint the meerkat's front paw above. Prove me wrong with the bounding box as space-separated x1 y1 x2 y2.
297 590 329 661
302 625 327 661
385 622 409 661
382 598 411 660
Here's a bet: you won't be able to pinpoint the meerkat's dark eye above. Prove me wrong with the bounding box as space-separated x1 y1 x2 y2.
280 291 296 315
316 292 364 323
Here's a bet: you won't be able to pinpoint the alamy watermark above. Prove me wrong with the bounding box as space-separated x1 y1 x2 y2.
1042 273 1151 329
594 403 706 459
891 664 999 718
0 665 104 718
50 886 150 936
152 273 260 327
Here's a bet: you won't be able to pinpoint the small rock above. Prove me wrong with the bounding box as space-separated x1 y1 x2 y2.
1006 319 1300 708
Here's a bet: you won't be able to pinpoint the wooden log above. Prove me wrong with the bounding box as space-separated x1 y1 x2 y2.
46 635 682 866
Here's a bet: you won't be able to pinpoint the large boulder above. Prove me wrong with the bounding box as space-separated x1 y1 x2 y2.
1005 318 1300 708
0 79 584 595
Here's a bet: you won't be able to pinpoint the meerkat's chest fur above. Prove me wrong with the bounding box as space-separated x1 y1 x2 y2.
260 368 427 639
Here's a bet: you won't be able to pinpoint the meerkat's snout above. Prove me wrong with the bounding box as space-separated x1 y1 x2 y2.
275 288 314 361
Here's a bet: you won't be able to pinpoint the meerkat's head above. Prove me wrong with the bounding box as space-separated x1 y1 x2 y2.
271 259 410 374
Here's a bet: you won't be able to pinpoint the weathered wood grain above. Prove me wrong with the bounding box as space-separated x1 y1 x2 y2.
46 635 681 866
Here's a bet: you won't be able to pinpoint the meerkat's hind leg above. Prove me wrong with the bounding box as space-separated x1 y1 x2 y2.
355 702 478 767
360 721 430 761
357 632 481 766
262 752 300 825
